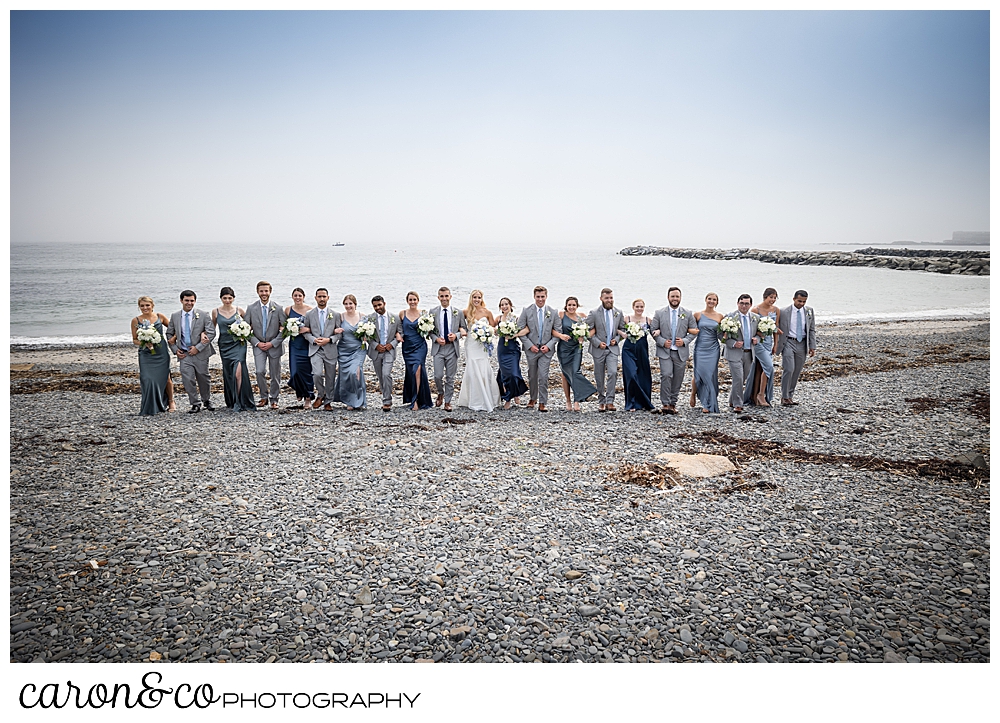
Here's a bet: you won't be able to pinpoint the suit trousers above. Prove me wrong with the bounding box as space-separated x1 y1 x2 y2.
659 349 686 407
592 346 620 406
524 348 555 405
433 344 459 404
728 349 754 408
781 337 807 401
311 354 338 403
178 352 212 406
372 352 395 405
252 345 282 402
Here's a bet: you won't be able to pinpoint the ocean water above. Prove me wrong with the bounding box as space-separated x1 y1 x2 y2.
10 241 990 346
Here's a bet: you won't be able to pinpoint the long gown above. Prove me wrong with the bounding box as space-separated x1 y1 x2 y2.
287 308 314 403
457 319 501 412
495 312 528 403
217 311 256 411
621 320 653 410
744 310 776 407
336 319 367 409
401 315 433 409
692 314 721 413
556 314 598 404
137 318 171 416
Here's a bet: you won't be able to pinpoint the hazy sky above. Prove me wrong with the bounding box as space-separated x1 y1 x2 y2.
11 10 989 248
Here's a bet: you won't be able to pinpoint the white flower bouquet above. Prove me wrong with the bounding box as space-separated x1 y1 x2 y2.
571 320 590 347
470 318 497 356
136 322 162 354
281 317 303 339
228 318 254 345
417 312 437 340
624 321 644 342
757 317 777 336
497 319 519 346
355 319 378 350
718 316 741 341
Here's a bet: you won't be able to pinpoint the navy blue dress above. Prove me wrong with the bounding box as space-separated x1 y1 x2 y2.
496 313 528 402
287 309 314 402
401 315 432 409
621 320 653 411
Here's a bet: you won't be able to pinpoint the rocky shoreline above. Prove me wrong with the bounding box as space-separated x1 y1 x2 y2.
619 246 990 276
9 320 991 664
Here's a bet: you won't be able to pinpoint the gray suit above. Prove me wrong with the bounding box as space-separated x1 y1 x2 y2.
366 311 402 406
303 306 342 404
428 305 467 405
723 311 761 409
516 304 559 406
776 303 816 402
586 305 625 406
245 299 288 404
166 307 216 407
649 305 697 407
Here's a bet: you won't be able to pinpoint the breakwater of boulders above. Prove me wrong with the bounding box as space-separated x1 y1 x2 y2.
619 246 989 276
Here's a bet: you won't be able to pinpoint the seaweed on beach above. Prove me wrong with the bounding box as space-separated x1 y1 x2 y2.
799 348 989 382
674 431 989 486
906 390 990 422
611 462 681 490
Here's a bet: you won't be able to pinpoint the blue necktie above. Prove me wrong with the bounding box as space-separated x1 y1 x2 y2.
379 315 386 344
182 312 191 350
318 310 325 336
537 307 544 345
671 309 678 346
606 309 613 345
742 315 750 347
261 304 268 335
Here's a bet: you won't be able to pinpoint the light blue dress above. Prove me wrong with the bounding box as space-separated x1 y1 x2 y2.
692 314 720 413
744 310 776 406
336 319 367 409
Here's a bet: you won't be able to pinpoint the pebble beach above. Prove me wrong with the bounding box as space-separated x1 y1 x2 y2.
9 319 990 664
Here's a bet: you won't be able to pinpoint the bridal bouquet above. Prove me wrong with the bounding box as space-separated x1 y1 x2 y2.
136 322 162 354
756 317 777 336
624 321 644 342
718 316 740 341
355 319 378 350
228 318 254 345
470 318 497 356
497 319 519 346
571 320 590 347
281 317 303 339
417 312 437 340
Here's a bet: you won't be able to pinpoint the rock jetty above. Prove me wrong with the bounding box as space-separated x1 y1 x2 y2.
619 246 989 276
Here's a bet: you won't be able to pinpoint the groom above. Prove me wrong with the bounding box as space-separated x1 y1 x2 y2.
245 281 287 409
723 294 761 413
166 290 216 413
430 287 467 412
775 290 816 406
650 287 697 414
587 288 625 411
516 285 558 412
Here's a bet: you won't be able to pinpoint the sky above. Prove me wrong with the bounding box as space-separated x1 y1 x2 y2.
10 10 990 249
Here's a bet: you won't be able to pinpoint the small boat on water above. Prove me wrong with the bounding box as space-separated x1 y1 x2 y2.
332 243 345 247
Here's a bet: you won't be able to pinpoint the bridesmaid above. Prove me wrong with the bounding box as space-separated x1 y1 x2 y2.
495 296 528 410
285 287 314 409
334 294 366 410
399 291 432 410
691 292 723 413
553 296 597 412
131 296 175 416
621 299 654 411
212 287 255 411
746 288 781 408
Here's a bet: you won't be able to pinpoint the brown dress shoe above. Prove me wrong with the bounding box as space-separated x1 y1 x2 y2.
538 404 548 412
257 399 268 407
444 404 452 412
527 399 536 408
270 402 279 410
606 404 616 411
324 403 333 411
733 407 743 413
435 395 444 408
382 404 392 412
665 405 677 415
598 405 606 412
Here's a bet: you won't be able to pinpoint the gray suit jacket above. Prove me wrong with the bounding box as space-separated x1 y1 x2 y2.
428 305 467 358
245 299 287 351
365 311 402 361
723 311 762 362
516 304 558 351
166 307 216 358
302 307 342 360
586 306 625 355
775 304 816 355
649 305 697 361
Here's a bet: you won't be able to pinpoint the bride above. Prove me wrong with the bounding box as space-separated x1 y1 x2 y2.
457 289 501 412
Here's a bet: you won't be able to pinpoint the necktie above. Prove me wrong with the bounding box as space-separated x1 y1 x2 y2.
379 315 386 344
318 310 325 336
742 315 750 348
443 309 449 339
537 307 544 345
183 312 191 349
797 309 804 341
671 308 678 346
606 308 613 345
261 304 268 334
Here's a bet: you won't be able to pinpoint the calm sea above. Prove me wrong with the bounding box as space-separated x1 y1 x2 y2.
9 240 990 346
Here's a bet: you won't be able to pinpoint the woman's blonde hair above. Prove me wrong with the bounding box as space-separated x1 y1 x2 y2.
464 290 484 324
137 296 154 309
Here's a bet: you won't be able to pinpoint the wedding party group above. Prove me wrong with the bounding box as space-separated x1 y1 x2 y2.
130 281 817 417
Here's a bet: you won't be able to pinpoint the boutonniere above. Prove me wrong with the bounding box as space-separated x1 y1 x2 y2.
679 313 686 320
269 303 277 312
194 313 200 320
545 310 551 319
326 311 335 320
389 315 396 323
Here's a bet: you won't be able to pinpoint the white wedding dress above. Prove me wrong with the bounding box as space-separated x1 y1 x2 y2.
457 326 501 412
